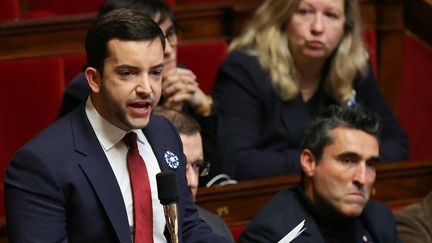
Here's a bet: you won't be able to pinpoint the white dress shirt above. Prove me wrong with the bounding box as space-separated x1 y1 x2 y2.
85 98 166 243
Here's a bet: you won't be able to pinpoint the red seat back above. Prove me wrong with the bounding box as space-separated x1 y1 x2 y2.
24 0 103 17
230 224 246 242
0 57 65 216
177 39 228 93
63 53 87 84
399 34 432 160
0 0 20 21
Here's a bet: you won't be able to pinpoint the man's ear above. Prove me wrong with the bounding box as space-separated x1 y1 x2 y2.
300 149 317 177
85 67 101 93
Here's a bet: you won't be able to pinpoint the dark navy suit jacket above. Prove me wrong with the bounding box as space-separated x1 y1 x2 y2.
213 50 408 180
239 187 401 243
5 105 230 243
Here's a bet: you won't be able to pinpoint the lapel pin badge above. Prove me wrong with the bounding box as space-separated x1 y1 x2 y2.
164 151 179 169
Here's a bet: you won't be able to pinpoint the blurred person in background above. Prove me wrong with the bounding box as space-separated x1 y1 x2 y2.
154 106 234 241
394 190 432 243
212 0 408 181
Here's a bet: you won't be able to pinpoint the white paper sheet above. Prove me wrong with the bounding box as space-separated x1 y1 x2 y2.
277 219 307 243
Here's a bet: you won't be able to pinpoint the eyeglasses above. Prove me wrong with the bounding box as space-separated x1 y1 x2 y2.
164 27 178 48
187 161 210 177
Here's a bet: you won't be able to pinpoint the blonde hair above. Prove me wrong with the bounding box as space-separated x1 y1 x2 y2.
229 0 369 103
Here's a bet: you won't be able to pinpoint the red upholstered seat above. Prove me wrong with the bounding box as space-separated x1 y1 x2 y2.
399 34 432 161
176 0 233 3
0 57 65 216
165 0 176 7
0 0 20 21
23 0 104 17
63 53 86 84
177 39 228 93
230 224 246 242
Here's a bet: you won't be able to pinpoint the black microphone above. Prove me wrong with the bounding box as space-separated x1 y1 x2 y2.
156 171 179 243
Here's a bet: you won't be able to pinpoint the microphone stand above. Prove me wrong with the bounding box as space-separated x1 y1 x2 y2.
164 203 179 243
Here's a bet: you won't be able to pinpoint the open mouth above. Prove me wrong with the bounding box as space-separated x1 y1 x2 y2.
128 101 152 116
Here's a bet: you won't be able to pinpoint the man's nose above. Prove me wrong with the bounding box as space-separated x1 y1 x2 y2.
353 163 367 185
136 75 151 95
164 37 174 56
186 166 199 189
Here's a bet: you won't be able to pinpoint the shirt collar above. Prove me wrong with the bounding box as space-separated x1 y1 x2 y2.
85 97 146 151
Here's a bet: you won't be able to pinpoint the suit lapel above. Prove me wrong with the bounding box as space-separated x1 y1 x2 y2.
142 115 180 172
143 115 186 242
71 107 132 243
287 213 324 243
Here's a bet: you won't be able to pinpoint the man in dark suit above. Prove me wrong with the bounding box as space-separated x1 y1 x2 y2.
4 9 230 243
154 107 234 241
239 105 401 243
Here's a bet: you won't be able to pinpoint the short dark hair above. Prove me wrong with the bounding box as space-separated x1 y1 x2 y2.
85 9 165 74
153 107 201 135
300 105 381 161
98 0 179 31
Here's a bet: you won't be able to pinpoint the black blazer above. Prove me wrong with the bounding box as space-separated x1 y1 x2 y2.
239 187 401 243
213 50 408 180
5 105 231 243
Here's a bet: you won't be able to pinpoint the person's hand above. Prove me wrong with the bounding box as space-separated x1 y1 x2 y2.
162 67 197 110
162 68 213 116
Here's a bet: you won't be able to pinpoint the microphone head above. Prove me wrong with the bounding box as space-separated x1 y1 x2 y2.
156 171 179 205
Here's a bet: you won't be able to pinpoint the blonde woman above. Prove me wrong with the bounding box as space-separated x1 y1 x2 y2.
213 0 407 181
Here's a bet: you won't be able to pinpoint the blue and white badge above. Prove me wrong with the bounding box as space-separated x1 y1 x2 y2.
346 89 357 107
164 151 179 169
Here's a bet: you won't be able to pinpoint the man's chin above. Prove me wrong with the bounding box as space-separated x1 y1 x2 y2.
124 116 151 130
340 204 365 218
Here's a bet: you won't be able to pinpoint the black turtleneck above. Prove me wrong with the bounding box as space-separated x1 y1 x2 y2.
295 186 375 243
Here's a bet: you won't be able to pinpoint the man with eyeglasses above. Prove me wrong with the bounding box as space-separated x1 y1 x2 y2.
154 106 234 241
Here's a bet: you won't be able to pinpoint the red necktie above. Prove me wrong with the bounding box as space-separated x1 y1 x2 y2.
123 132 153 243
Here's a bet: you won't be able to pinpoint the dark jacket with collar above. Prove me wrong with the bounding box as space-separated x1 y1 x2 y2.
239 186 401 243
5 105 230 243
213 50 408 180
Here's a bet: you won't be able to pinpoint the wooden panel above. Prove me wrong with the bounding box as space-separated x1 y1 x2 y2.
0 1 262 61
196 175 297 225
0 13 92 60
196 160 432 226
0 1 378 61
375 0 405 114
0 160 430 241
403 0 432 47
372 160 432 204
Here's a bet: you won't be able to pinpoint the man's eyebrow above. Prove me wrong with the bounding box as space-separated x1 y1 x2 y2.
192 159 205 164
151 63 164 70
336 151 360 159
114 64 138 70
366 156 380 164
336 151 380 163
